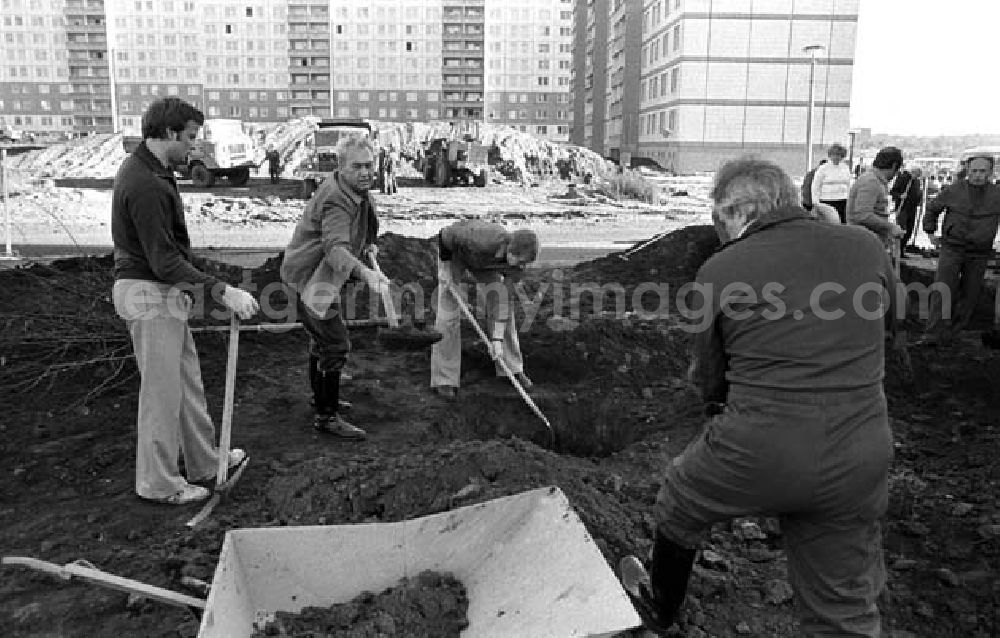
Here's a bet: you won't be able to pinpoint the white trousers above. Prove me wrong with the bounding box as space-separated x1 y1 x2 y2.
113 280 221 499
430 257 524 388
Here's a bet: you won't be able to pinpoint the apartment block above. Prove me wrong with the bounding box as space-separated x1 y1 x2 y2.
604 0 642 162
570 0 608 154
636 0 859 174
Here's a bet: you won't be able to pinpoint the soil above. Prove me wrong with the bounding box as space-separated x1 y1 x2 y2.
250 571 468 638
2 220 999 638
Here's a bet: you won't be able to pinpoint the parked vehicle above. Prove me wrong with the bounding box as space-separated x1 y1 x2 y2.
420 137 489 187
295 118 372 198
122 118 257 188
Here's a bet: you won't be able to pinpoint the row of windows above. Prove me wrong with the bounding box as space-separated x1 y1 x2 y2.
643 0 683 35
644 25 682 65
641 67 681 101
642 109 677 136
3 115 75 127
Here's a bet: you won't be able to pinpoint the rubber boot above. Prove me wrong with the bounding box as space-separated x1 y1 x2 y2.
313 369 366 441
310 355 351 411
647 530 696 626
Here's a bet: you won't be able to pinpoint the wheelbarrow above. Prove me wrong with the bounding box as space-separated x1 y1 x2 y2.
4 487 641 637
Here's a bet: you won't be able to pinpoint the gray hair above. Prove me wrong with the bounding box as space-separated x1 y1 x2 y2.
710 156 800 224
334 134 374 162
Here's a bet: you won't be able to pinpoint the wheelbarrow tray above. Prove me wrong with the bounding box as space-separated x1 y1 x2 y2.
199 486 641 637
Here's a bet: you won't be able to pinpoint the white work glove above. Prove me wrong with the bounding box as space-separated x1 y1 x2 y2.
489 339 503 360
359 266 390 291
221 285 259 320
888 223 905 238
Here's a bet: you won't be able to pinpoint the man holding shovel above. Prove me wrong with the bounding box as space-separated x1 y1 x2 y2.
281 135 389 440
111 98 259 505
431 220 538 398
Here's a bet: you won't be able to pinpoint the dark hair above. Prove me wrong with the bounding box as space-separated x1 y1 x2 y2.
141 97 205 140
872 146 903 171
827 143 847 157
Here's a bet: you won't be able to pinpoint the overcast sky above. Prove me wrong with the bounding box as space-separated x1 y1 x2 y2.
851 0 999 136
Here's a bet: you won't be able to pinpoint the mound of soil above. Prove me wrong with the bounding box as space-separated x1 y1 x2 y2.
251 570 468 638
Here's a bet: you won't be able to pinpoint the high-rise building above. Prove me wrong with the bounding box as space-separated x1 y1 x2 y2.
574 0 859 174
1 0 574 140
604 0 642 164
570 0 608 153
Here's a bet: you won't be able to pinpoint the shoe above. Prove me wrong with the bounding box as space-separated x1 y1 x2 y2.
189 448 248 483
139 483 210 505
435 386 457 399
514 372 533 389
314 414 367 441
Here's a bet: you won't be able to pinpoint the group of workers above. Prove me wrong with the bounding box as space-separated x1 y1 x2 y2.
110 97 997 636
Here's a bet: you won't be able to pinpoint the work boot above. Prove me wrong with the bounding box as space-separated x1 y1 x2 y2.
313 414 367 440
188 448 248 484
620 530 696 633
310 355 351 410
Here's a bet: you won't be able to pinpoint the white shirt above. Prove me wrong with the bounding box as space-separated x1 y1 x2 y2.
812 161 852 203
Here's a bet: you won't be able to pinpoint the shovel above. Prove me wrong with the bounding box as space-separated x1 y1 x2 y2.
369 254 443 350
446 283 555 447
187 314 249 529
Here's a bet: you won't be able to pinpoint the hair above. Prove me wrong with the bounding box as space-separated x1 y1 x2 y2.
710 156 800 224
508 229 539 262
827 143 847 158
141 97 204 140
965 154 995 168
872 146 904 171
334 134 375 163
909 166 923 178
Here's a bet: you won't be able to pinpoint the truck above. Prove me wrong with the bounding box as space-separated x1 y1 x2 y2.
295 118 372 198
420 137 489 188
122 118 258 188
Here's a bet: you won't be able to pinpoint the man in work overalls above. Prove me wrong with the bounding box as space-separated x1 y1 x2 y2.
624 157 899 637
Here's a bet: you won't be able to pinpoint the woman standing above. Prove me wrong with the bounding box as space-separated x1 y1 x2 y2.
811 143 853 223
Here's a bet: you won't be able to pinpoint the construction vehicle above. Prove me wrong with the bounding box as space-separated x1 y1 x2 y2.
122 118 257 188
420 137 489 188
295 118 372 198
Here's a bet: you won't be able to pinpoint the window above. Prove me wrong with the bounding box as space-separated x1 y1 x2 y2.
406 92 417 102
673 25 681 50
246 6 252 17
537 77 549 86
536 125 547 134
671 68 679 92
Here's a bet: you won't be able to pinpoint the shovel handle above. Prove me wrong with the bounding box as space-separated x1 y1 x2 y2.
216 314 239 488
445 285 553 437
370 255 400 328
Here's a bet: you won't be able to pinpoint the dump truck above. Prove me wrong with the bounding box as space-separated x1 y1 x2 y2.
295 118 372 198
122 118 258 188
420 137 489 187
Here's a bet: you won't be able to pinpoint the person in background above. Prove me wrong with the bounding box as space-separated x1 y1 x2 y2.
431 221 538 399
800 158 826 212
280 135 390 440
621 157 897 637
894 166 924 254
111 97 258 505
381 146 398 195
915 154 1000 347
265 146 281 184
847 146 905 246
811 143 853 223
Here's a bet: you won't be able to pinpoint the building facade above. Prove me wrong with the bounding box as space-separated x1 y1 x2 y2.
636 0 859 175
569 0 608 154
1 0 575 141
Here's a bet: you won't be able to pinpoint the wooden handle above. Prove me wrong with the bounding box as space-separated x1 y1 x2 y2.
216 314 239 488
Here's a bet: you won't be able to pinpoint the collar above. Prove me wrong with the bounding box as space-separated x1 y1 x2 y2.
719 205 810 250
335 171 366 206
133 141 174 179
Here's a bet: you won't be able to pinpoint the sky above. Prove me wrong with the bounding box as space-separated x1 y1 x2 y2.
851 0 1000 136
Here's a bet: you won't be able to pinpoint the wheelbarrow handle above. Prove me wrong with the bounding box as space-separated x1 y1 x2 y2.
2 556 206 610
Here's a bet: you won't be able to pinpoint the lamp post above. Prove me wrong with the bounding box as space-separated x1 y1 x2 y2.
803 44 825 174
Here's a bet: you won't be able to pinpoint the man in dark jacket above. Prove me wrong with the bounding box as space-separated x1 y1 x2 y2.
621 157 897 637
281 135 389 439
111 97 259 505
895 166 924 253
916 154 1000 346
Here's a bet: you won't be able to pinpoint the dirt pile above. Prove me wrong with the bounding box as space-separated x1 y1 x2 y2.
251 570 468 638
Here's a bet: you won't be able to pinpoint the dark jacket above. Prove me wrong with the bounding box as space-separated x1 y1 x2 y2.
692 207 897 404
923 179 1000 253
111 141 221 290
889 170 912 204
800 167 818 209
280 171 378 315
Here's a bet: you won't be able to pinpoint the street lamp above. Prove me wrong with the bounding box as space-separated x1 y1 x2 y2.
803 44 825 174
